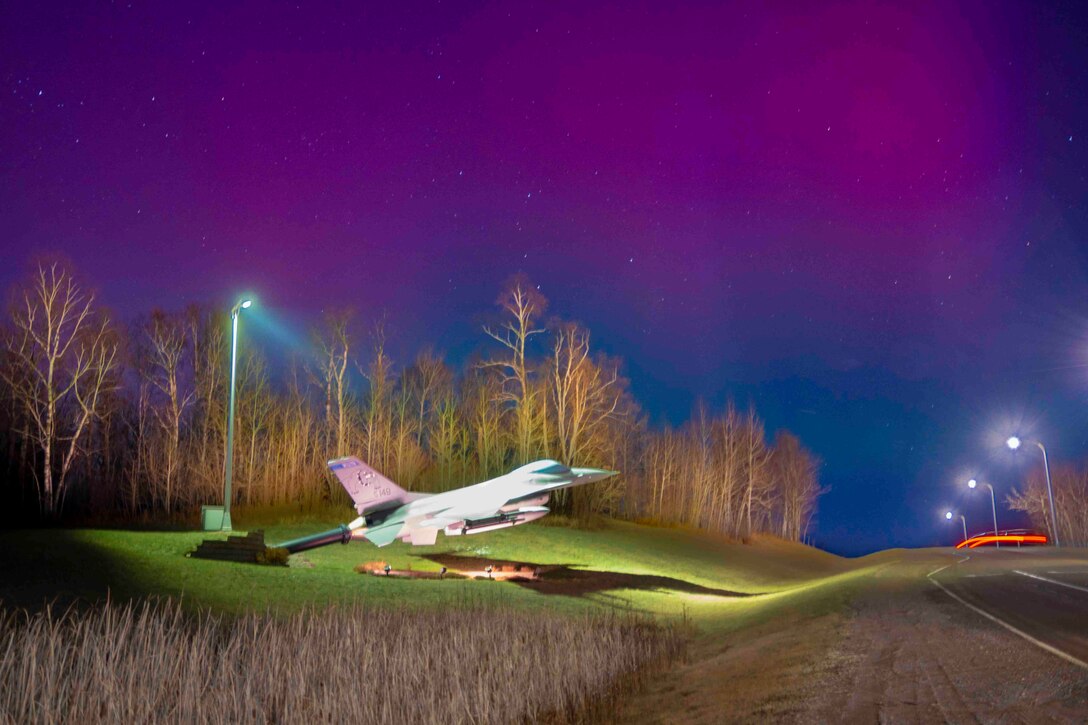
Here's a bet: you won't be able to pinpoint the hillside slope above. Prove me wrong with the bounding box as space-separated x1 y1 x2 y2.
0 519 859 624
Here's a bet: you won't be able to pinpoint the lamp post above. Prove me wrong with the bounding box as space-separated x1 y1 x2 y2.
967 478 1000 547
222 298 253 531
1007 436 1060 547
945 511 967 542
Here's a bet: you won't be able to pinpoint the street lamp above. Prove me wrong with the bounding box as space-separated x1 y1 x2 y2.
967 478 1000 547
945 510 967 541
222 297 253 531
1007 435 1059 547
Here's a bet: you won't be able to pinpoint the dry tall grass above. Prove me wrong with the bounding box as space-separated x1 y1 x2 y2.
0 599 684 723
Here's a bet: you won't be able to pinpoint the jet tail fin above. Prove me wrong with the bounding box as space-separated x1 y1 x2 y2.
327 457 420 516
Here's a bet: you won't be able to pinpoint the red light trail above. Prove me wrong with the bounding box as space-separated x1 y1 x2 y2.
955 534 1049 549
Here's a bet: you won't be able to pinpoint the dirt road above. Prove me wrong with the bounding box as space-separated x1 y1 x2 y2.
620 549 1088 723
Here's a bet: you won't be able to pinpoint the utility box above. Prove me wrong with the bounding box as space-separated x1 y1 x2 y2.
201 505 228 531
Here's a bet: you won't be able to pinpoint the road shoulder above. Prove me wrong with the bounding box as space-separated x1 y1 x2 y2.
619 551 1088 723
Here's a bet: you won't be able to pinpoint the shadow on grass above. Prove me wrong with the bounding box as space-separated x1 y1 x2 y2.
0 529 143 614
423 554 759 598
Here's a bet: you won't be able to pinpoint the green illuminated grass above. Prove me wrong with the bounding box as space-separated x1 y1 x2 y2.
0 517 871 629
0 518 942 724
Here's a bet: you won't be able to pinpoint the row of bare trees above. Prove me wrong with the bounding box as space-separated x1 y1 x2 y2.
637 406 820 540
1 263 823 541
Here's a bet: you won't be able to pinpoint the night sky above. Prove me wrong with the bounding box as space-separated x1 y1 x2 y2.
4 2 1088 555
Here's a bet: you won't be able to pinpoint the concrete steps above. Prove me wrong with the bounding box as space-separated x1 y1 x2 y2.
189 530 266 563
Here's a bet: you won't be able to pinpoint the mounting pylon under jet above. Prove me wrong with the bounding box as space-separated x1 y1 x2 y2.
275 458 617 552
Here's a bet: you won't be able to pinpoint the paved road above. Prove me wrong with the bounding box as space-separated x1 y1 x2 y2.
930 547 1088 668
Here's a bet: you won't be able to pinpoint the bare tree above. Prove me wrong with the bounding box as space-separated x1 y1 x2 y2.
278 357 324 505
403 348 452 447
549 321 626 517
643 428 679 523
771 431 821 541
140 310 195 513
685 403 714 529
706 406 743 533
391 379 426 488
186 305 225 489
2 263 118 517
361 321 393 472
1008 464 1088 548
313 310 353 459
428 392 468 490
463 365 506 480
84 379 128 514
550 322 622 464
124 374 152 515
739 407 771 537
483 275 548 463
235 350 274 505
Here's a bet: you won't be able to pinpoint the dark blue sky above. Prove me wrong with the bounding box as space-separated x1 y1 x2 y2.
3 1 1088 554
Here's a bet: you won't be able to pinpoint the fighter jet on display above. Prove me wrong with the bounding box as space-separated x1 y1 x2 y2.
276 457 617 552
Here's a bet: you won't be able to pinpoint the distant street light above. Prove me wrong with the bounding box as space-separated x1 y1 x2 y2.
945 511 967 541
222 297 253 531
1007 435 1060 547
967 478 1000 548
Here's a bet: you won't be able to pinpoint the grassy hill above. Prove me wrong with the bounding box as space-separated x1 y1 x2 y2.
0 517 913 722
0 516 876 631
